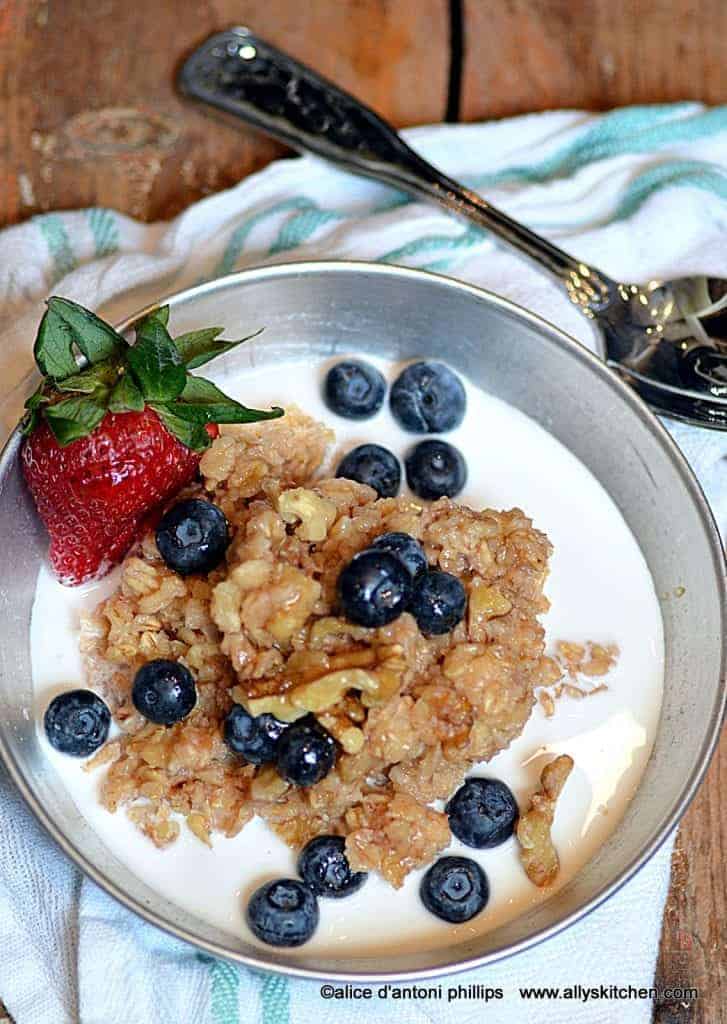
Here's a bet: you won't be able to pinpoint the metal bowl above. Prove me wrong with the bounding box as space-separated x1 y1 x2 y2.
0 261 724 980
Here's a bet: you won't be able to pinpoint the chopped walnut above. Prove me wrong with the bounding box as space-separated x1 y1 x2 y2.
516 754 574 887
278 487 337 542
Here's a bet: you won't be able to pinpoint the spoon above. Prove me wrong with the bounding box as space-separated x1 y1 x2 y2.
179 27 727 430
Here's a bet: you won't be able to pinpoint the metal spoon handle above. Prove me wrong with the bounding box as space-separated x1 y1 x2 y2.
178 28 614 312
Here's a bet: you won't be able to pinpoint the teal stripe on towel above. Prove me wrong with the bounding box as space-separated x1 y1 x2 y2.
86 207 120 257
609 158 727 221
260 974 290 1024
35 213 77 283
197 955 289 1024
268 207 341 254
377 158 727 266
198 955 240 1024
215 198 327 275
365 104 727 211
470 104 727 188
379 223 486 265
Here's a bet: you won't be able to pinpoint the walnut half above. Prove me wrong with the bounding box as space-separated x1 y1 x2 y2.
516 754 574 887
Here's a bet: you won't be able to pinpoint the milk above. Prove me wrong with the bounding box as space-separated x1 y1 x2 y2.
31 355 664 956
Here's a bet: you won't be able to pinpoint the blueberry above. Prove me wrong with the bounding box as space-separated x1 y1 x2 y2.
405 439 467 500
43 689 110 757
276 716 337 787
298 835 367 898
370 531 427 580
336 443 401 498
410 570 466 635
132 659 197 725
156 498 230 576
246 878 319 946
324 360 386 419
390 361 466 433
446 778 519 849
420 856 489 923
338 550 412 627
223 705 288 764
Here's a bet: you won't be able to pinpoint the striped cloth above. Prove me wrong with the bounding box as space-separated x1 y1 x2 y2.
1 103 726 1024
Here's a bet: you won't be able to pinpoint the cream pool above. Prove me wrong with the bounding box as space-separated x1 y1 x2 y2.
31 354 664 957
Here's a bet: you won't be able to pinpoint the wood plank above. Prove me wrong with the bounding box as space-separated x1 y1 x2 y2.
0 0 448 226
461 0 727 119
654 735 726 1023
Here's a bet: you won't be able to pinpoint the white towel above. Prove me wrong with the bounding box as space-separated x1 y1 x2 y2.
1 103 726 1024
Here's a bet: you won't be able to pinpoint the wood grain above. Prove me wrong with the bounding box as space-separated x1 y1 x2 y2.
461 0 727 119
654 735 726 1023
0 0 448 225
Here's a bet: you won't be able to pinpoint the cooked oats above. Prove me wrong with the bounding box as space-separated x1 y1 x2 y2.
535 640 618 714
82 407 555 887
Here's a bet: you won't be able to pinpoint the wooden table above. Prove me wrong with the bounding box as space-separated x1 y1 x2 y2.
0 2 724 1022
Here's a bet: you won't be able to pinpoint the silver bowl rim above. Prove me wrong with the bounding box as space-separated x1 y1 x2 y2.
1 259 725 981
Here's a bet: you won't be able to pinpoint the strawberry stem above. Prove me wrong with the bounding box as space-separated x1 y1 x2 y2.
24 298 283 449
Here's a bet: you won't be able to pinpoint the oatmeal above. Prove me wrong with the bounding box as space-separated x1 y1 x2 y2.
536 640 619 718
81 408 552 886
32 348 665 955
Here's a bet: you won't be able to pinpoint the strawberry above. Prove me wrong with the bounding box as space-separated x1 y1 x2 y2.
21 297 281 585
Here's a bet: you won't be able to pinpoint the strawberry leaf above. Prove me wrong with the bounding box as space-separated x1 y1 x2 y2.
44 394 108 446
150 404 212 452
21 385 51 435
169 401 284 425
109 372 145 413
180 375 227 402
172 375 284 423
45 297 125 367
174 327 263 370
172 326 221 361
145 305 170 327
27 294 283 450
55 360 120 394
127 318 187 402
34 307 80 379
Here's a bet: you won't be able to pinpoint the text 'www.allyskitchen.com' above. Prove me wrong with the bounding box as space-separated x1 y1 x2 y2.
318 982 699 1005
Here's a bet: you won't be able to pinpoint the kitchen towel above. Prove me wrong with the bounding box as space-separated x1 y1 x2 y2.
1 102 726 1024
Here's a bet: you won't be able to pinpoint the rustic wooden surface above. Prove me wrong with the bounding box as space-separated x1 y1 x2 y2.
0 2 725 1022
3 1 727 223
0 0 449 224
461 0 727 120
653 738 726 1024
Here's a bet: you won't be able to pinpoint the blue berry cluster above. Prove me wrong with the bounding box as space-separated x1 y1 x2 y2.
224 705 338 787
338 531 467 635
44 656 203 757
247 833 367 947
420 777 520 923
327 359 468 501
